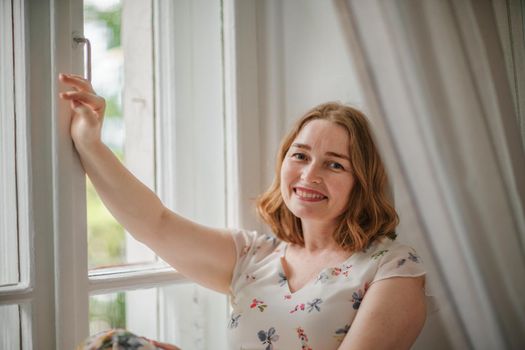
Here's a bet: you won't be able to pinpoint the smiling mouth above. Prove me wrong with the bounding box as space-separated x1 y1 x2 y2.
293 188 327 201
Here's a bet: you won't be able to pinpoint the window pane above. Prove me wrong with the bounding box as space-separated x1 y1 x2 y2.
85 0 156 270
89 284 228 349
0 304 21 349
0 0 20 287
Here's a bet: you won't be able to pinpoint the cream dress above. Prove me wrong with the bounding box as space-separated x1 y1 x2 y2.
228 229 427 350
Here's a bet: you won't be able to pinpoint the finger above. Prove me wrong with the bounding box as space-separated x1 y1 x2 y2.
60 91 105 113
59 73 94 92
59 73 94 93
71 100 81 109
67 73 86 80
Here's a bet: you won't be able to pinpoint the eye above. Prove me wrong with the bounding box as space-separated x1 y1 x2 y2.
328 161 345 171
291 152 307 161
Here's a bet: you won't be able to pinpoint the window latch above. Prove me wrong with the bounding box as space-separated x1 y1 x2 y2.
73 34 92 82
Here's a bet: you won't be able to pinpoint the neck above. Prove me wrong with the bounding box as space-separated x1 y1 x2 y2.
298 219 343 254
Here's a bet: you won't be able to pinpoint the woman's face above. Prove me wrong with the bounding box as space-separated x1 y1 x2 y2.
280 119 355 226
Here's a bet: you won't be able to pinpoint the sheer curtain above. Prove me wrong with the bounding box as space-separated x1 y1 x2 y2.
338 1 525 349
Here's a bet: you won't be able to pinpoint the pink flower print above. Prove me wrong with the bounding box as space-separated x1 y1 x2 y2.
296 327 312 350
240 245 250 258
331 267 342 276
296 327 308 341
252 245 261 255
284 294 292 300
250 298 267 312
290 303 305 314
342 264 353 277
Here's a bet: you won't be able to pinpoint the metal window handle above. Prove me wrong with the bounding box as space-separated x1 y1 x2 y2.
73 34 92 82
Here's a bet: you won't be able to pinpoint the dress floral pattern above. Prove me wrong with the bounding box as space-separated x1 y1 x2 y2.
228 230 427 349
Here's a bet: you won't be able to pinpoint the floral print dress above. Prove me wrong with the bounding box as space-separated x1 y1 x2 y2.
228 229 428 350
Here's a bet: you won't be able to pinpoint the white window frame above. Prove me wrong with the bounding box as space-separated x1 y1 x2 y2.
0 1 32 350
1 0 21 289
0 0 232 349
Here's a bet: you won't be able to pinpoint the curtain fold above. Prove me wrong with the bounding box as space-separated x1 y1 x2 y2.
341 0 525 349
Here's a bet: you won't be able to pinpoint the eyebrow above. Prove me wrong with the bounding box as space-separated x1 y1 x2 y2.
291 143 350 162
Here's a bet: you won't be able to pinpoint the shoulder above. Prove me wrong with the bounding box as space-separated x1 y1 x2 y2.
229 229 282 295
352 237 416 264
230 229 282 275
231 229 281 261
363 237 426 280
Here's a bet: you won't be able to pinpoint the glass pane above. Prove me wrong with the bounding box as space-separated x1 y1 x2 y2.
0 0 20 287
84 0 156 270
0 304 21 349
89 284 228 350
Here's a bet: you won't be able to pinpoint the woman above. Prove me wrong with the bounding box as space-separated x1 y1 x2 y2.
60 73 427 350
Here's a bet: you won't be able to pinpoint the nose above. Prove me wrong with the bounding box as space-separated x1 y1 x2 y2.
301 162 322 184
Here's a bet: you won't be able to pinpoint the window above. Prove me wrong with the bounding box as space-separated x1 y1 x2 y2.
0 0 19 290
83 0 228 346
0 0 31 348
0 0 228 348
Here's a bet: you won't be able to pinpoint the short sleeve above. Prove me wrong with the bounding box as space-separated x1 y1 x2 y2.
372 242 439 314
372 243 427 284
229 229 280 295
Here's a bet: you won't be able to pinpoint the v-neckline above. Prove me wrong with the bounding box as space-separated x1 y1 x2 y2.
278 242 356 295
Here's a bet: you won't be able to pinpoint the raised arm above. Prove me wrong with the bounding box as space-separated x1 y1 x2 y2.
59 73 236 294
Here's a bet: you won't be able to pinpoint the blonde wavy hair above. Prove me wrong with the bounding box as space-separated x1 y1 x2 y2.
256 102 398 251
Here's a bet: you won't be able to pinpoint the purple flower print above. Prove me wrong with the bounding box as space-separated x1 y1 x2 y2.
408 251 420 263
278 272 287 287
228 313 241 329
306 298 323 313
334 324 351 342
257 327 279 350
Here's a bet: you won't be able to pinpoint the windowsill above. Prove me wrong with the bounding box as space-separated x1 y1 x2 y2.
89 263 188 295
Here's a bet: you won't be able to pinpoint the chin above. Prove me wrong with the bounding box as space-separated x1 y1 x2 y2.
289 206 327 221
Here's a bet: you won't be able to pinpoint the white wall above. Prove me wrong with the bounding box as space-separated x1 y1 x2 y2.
256 0 365 189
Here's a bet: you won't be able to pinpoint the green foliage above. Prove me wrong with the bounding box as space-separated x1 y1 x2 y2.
104 93 122 119
86 177 126 269
89 292 127 330
85 3 122 50
86 152 127 328
85 0 127 331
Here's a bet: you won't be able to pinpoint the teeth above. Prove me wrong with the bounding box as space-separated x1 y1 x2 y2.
296 189 325 199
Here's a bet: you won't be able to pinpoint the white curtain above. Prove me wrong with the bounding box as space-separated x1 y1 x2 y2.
228 0 525 349
340 1 525 349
